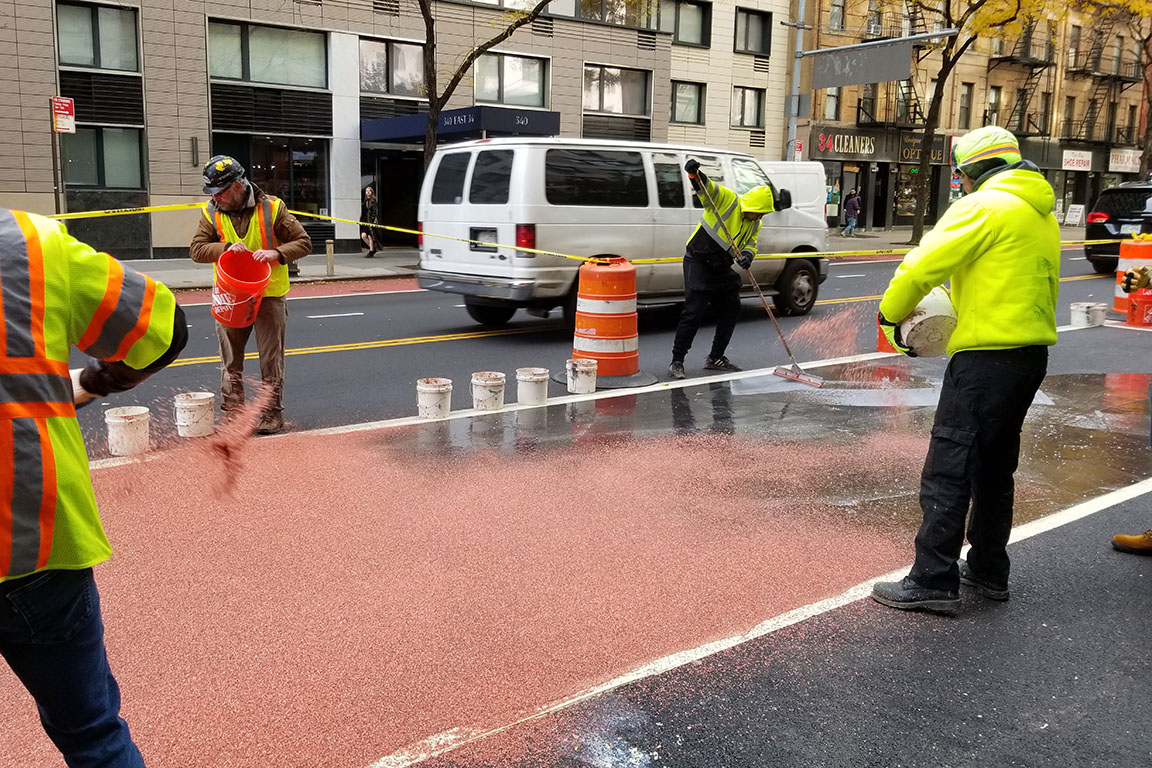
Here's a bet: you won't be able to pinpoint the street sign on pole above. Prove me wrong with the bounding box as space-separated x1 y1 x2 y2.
51 96 75 134
794 140 803 161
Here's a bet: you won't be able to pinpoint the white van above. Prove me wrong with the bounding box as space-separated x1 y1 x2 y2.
756 161 828 221
416 138 829 327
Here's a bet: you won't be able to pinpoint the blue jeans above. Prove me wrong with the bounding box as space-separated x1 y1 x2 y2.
841 217 857 235
0 568 145 767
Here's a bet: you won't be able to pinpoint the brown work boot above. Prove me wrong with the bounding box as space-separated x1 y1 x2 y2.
256 412 284 435
1112 529 1152 555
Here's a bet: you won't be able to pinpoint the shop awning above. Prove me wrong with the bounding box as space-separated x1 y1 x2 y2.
361 105 560 143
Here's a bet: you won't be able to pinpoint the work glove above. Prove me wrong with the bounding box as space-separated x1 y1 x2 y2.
736 250 755 270
69 368 97 409
252 249 282 264
1121 265 1151 293
878 312 916 357
684 158 700 175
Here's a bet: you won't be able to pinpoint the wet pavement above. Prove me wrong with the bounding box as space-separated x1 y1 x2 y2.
2 355 1151 767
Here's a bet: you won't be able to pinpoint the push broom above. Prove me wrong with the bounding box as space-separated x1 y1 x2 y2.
696 177 824 388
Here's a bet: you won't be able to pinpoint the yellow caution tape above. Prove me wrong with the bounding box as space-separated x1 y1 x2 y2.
49 202 206 220
43 201 1133 264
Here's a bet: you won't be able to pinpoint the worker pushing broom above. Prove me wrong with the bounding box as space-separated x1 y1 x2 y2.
669 157 823 387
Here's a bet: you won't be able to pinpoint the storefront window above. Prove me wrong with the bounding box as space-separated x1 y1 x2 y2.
223 135 329 215
895 165 918 217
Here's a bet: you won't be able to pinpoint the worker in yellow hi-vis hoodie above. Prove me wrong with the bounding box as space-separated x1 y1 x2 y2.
0 208 188 766
870 126 1059 614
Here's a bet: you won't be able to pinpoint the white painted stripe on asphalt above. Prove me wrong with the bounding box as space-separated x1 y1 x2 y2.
306 312 365 319
577 297 638 313
365 474 1152 768
1070 257 1086 261
835 274 866 279
1104 319 1152 333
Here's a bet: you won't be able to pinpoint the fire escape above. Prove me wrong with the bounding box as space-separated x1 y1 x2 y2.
1066 15 1141 143
988 22 1055 137
855 6 929 127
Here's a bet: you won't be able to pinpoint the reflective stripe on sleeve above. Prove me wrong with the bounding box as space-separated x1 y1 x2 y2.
81 263 151 361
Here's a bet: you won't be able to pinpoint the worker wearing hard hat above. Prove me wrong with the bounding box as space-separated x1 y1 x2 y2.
0 208 188 765
669 158 777 380
190 155 312 435
871 126 1059 613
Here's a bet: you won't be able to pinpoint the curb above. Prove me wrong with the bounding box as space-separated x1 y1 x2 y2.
169 269 418 292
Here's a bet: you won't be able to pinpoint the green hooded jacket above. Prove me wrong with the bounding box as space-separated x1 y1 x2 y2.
878 162 1059 355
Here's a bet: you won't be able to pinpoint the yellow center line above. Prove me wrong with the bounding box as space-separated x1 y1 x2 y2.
171 273 1110 366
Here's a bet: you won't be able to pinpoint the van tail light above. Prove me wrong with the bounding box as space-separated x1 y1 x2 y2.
417 222 423 246
1086 212 1110 224
516 224 536 253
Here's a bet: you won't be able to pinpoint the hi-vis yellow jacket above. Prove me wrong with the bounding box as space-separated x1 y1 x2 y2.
0 210 179 582
879 164 1059 356
203 196 289 297
687 176 775 256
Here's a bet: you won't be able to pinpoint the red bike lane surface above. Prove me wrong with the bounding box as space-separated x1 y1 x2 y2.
0 426 921 768
176 278 421 306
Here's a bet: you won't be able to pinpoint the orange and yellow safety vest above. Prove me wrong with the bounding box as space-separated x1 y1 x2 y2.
0 209 179 582
204 196 289 297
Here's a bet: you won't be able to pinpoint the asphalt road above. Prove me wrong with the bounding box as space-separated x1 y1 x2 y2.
74 248 1149 441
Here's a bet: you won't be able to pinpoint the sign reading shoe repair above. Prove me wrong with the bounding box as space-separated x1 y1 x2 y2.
1061 150 1094 171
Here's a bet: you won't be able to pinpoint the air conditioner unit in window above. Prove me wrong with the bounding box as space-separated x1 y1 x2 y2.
867 22 883 36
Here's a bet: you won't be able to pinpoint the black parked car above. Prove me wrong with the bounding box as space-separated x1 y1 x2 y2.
1085 181 1152 274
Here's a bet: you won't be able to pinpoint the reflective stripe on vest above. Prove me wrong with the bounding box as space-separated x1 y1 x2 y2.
696 196 761 254
205 197 287 297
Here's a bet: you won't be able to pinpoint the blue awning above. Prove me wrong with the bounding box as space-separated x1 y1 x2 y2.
361 105 560 143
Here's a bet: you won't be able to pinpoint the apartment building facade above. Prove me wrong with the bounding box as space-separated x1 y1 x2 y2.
800 0 1148 230
0 0 792 258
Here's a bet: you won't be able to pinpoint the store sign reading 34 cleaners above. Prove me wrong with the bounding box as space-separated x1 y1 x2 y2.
817 132 876 155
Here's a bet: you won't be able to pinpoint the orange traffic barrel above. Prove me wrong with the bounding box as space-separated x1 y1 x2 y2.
558 258 657 389
1113 238 1152 312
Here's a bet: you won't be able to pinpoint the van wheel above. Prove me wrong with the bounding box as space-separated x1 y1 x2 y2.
464 299 517 327
773 260 818 316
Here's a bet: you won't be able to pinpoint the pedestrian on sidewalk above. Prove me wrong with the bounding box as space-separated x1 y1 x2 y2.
668 158 776 380
361 185 379 258
1110 263 1152 555
871 126 1059 613
0 207 188 766
841 189 861 237
190 155 312 435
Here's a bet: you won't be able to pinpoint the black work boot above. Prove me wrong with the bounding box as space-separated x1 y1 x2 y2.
668 360 686 380
704 355 741 372
958 559 1009 601
871 577 959 614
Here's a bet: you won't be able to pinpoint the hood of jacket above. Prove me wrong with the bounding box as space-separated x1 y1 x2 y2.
974 160 1054 217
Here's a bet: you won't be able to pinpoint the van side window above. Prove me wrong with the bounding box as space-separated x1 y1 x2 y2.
654 163 685 208
732 158 769 193
431 153 471 204
545 149 649 207
469 150 514 204
690 155 723 208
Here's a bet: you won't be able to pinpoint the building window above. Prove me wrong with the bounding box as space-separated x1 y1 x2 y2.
247 136 329 214
987 85 1002 126
991 36 1004 56
579 0 655 27
671 81 705 123
658 0 711 46
829 0 845 31
209 21 326 89
57 2 138 71
860 82 877 121
583 65 651 116
1063 96 1076 137
1113 36 1124 74
360 38 425 97
1128 104 1138 141
1068 25 1081 67
866 0 883 32
475 53 547 107
731 86 764 128
823 87 841 121
1039 91 1052 134
61 127 143 188
734 8 771 55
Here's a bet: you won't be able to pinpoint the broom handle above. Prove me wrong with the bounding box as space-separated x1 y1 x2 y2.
695 178 805 369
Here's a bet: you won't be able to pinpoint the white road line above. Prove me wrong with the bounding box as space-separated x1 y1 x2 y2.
1070 257 1086 261
305 312 365 319
1104 319 1152 333
366 476 1152 768
835 274 866 279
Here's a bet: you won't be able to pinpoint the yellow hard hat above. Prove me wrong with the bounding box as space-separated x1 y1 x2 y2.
951 126 1021 173
739 185 775 214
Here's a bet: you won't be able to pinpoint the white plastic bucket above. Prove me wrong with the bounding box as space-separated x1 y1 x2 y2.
471 371 506 411
174 392 215 437
1089 302 1108 326
1070 302 1093 327
515 367 549 405
900 287 957 357
416 377 453 419
105 406 150 457
566 358 598 394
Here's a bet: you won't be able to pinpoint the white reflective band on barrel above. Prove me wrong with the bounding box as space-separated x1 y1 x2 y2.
577 297 638 314
572 336 640 353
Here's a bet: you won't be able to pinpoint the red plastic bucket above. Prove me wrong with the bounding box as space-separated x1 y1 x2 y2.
212 249 271 328
1126 288 1152 328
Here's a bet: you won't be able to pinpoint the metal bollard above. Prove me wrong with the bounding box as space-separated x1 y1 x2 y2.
325 239 334 277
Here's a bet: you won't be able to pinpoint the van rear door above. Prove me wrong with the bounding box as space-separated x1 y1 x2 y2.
420 149 519 278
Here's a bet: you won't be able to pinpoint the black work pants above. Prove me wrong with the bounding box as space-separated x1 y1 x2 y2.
909 346 1048 591
672 257 742 363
